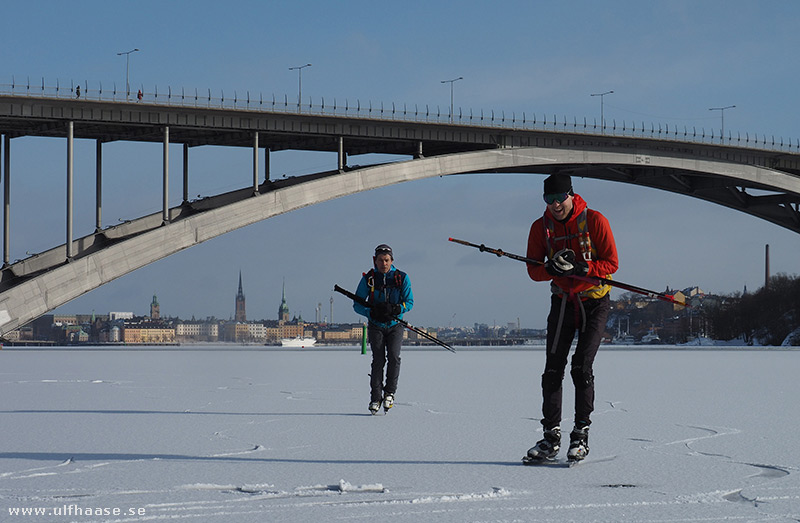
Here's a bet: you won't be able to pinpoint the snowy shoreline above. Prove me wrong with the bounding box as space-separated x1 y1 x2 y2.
2 344 796 352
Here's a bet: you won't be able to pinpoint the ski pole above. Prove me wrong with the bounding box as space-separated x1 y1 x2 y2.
333 285 456 353
448 237 689 308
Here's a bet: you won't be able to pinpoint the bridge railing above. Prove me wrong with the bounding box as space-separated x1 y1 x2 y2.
2 76 798 153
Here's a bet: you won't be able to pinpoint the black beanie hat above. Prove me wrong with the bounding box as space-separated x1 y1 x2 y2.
543 175 573 195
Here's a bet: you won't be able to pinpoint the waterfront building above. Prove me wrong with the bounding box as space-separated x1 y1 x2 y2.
122 325 176 344
175 322 219 342
246 322 267 341
278 321 305 341
53 315 79 326
313 324 367 343
221 322 250 342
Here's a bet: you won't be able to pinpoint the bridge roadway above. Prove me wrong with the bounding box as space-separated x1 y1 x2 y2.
1 94 799 335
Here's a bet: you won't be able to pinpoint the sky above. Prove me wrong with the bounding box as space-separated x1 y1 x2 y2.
2 0 800 329
1 348 798 521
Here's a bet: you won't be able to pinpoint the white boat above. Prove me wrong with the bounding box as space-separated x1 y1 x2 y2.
280 337 316 347
640 332 662 344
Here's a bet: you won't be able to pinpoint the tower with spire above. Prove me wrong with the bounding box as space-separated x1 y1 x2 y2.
150 294 160 319
278 279 290 324
235 271 246 322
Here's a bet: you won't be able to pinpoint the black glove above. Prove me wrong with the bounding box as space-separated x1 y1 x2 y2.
371 302 397 322
370 303 387 323
544 248 576 277
572 253 589 276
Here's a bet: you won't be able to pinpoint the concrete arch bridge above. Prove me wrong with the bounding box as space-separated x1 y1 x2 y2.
1 94 799 335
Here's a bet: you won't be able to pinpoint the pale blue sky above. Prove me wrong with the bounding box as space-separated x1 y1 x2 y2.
3 1 799 328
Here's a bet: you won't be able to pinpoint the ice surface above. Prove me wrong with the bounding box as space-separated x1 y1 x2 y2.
1 346 798 522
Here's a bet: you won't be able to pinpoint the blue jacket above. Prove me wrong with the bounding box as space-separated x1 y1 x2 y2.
354 266 414 327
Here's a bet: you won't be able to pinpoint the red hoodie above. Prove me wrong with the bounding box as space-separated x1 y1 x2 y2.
526 193 618 298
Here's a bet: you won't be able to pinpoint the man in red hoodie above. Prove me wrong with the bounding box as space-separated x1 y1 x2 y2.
524 174 618 463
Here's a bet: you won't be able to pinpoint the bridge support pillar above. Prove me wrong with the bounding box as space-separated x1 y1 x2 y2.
182 143 189 204
162 126 169 224
338 136 344 171
95 140 102 232
2 134 8 267
265 148 270 182
252 131 259 195
66 121 73 259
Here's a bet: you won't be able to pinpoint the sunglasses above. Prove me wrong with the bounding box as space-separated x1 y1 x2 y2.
543 192 570 205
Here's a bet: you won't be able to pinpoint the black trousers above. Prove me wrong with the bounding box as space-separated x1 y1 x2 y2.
541 293 610 430
368 322 403 403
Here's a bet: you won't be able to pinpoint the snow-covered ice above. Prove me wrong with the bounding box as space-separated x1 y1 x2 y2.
1 346 798 522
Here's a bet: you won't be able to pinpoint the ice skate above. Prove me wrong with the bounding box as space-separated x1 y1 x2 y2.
567 425 589 462
523 426 561 463
383 393 394 412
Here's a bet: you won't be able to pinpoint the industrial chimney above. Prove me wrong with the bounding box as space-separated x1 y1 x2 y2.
765 244 770 289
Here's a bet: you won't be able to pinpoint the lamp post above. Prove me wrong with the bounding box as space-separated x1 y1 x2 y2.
289 63 312 112
590 90 613 134
441 76 463 123
709 105 735 143
117 48 140 101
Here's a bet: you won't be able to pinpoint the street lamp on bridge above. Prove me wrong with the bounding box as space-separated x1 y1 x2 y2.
709 105 735 143
289 63 312 112
590 90 614 134
441 76 463 123
117 48 140 101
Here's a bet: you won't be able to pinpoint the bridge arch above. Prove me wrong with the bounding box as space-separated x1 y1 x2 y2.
1 144 798 334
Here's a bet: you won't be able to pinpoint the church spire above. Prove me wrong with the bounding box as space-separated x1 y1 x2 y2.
278 278 290 323
234 271 246 322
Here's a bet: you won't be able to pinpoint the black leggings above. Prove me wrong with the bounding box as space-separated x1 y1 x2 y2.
541 294 610 429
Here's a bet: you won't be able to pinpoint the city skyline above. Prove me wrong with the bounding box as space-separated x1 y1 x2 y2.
50 272 715 331
3 1 800 329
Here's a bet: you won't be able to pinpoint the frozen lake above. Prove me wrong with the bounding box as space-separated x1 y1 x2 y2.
1 346 798 522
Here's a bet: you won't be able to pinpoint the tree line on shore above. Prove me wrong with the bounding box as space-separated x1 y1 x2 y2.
615 273 800 346
706 273 800 346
